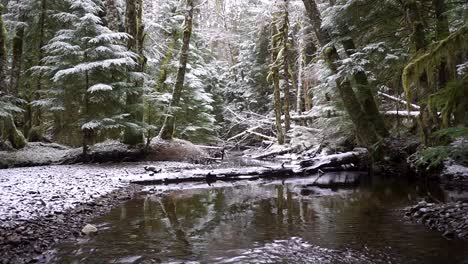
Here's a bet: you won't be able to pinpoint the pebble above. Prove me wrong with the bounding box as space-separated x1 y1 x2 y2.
404 201 468 240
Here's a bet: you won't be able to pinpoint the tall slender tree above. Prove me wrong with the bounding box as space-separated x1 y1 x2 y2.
269 21 285 145
159 0 194 140
281 0 291 132
123 0 144 145
0 3 26 149
0 4 6 91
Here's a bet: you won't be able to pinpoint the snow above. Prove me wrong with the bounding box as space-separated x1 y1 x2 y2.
0 161 199 224
384 111 420 117
88 84 113 93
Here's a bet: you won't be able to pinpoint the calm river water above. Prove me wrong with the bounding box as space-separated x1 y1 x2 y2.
52 173 468 263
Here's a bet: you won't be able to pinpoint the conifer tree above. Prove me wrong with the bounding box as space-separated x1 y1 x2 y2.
35 0 138 154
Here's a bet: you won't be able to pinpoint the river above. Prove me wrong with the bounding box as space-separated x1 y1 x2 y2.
51 173 468 263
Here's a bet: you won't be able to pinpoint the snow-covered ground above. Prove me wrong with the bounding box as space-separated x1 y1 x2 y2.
0 162 198 224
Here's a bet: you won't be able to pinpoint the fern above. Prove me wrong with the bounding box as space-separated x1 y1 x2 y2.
433 127 468 141
414 141 468 171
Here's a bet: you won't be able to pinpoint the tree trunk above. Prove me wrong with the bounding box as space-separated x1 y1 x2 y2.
297 28 304 116
323 49 379 146
271 23 285 145
432 0 451 87
0 4 7 91
3 116 26 149
105 0 120 32
0 5 25 149
302 0 380 146
123 0 144 145
159 0 194 140
302 0 332 47
28 0 47 139
282 0 291 132
405 0 432 144
10 17 24 97
342 39 388 137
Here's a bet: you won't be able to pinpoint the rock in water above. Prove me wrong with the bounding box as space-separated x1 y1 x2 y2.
81 224 98 235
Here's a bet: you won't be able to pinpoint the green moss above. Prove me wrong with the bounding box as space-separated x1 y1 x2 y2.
402 25 468 106
28 126 44 142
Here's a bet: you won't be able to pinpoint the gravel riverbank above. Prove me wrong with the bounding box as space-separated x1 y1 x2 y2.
404 201 468 240
0 162 198 264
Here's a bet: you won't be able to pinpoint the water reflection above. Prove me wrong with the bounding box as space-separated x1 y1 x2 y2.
53 175 468 264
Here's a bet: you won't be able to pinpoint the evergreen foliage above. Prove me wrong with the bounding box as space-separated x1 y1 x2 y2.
33 0 138 151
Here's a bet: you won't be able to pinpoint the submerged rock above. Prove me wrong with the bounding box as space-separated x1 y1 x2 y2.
81 224 98 235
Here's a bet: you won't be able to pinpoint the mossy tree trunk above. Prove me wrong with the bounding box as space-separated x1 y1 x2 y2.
0 4 26 149
0 4 7 91
3 116 26 149
10 17 24 97
342 39 388 137
281 0 291 133
323 49 379 146
159 0 194 140
27 0 48 140
302 0 380 147
297 27 304 116
146 31 178 143
123 0 144 145
270 22 285 145
405 0 432 144
432 0 451 87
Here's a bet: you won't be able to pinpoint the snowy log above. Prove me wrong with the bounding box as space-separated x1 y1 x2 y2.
129 166 296 185
383 111 421 117
130 149 370 185
299 148 368 172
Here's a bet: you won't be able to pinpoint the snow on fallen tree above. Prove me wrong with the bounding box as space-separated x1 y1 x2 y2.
299 148 369 172
130 148 369 185
383 110 421 117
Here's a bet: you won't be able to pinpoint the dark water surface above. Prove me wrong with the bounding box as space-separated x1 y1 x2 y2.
52 174 468 263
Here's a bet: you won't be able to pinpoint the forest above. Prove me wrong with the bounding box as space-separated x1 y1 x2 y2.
0 0 467 263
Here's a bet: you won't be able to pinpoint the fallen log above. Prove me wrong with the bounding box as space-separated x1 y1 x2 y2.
130 149 369 185
383 110 420 117
299 148 368 172
129 166 296 185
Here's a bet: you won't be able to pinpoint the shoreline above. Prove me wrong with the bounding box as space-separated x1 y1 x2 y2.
0 158 467 263
0 184 142 264
0 162 199 264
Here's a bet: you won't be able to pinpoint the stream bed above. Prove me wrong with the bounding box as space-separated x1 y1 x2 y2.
50 174 468 263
